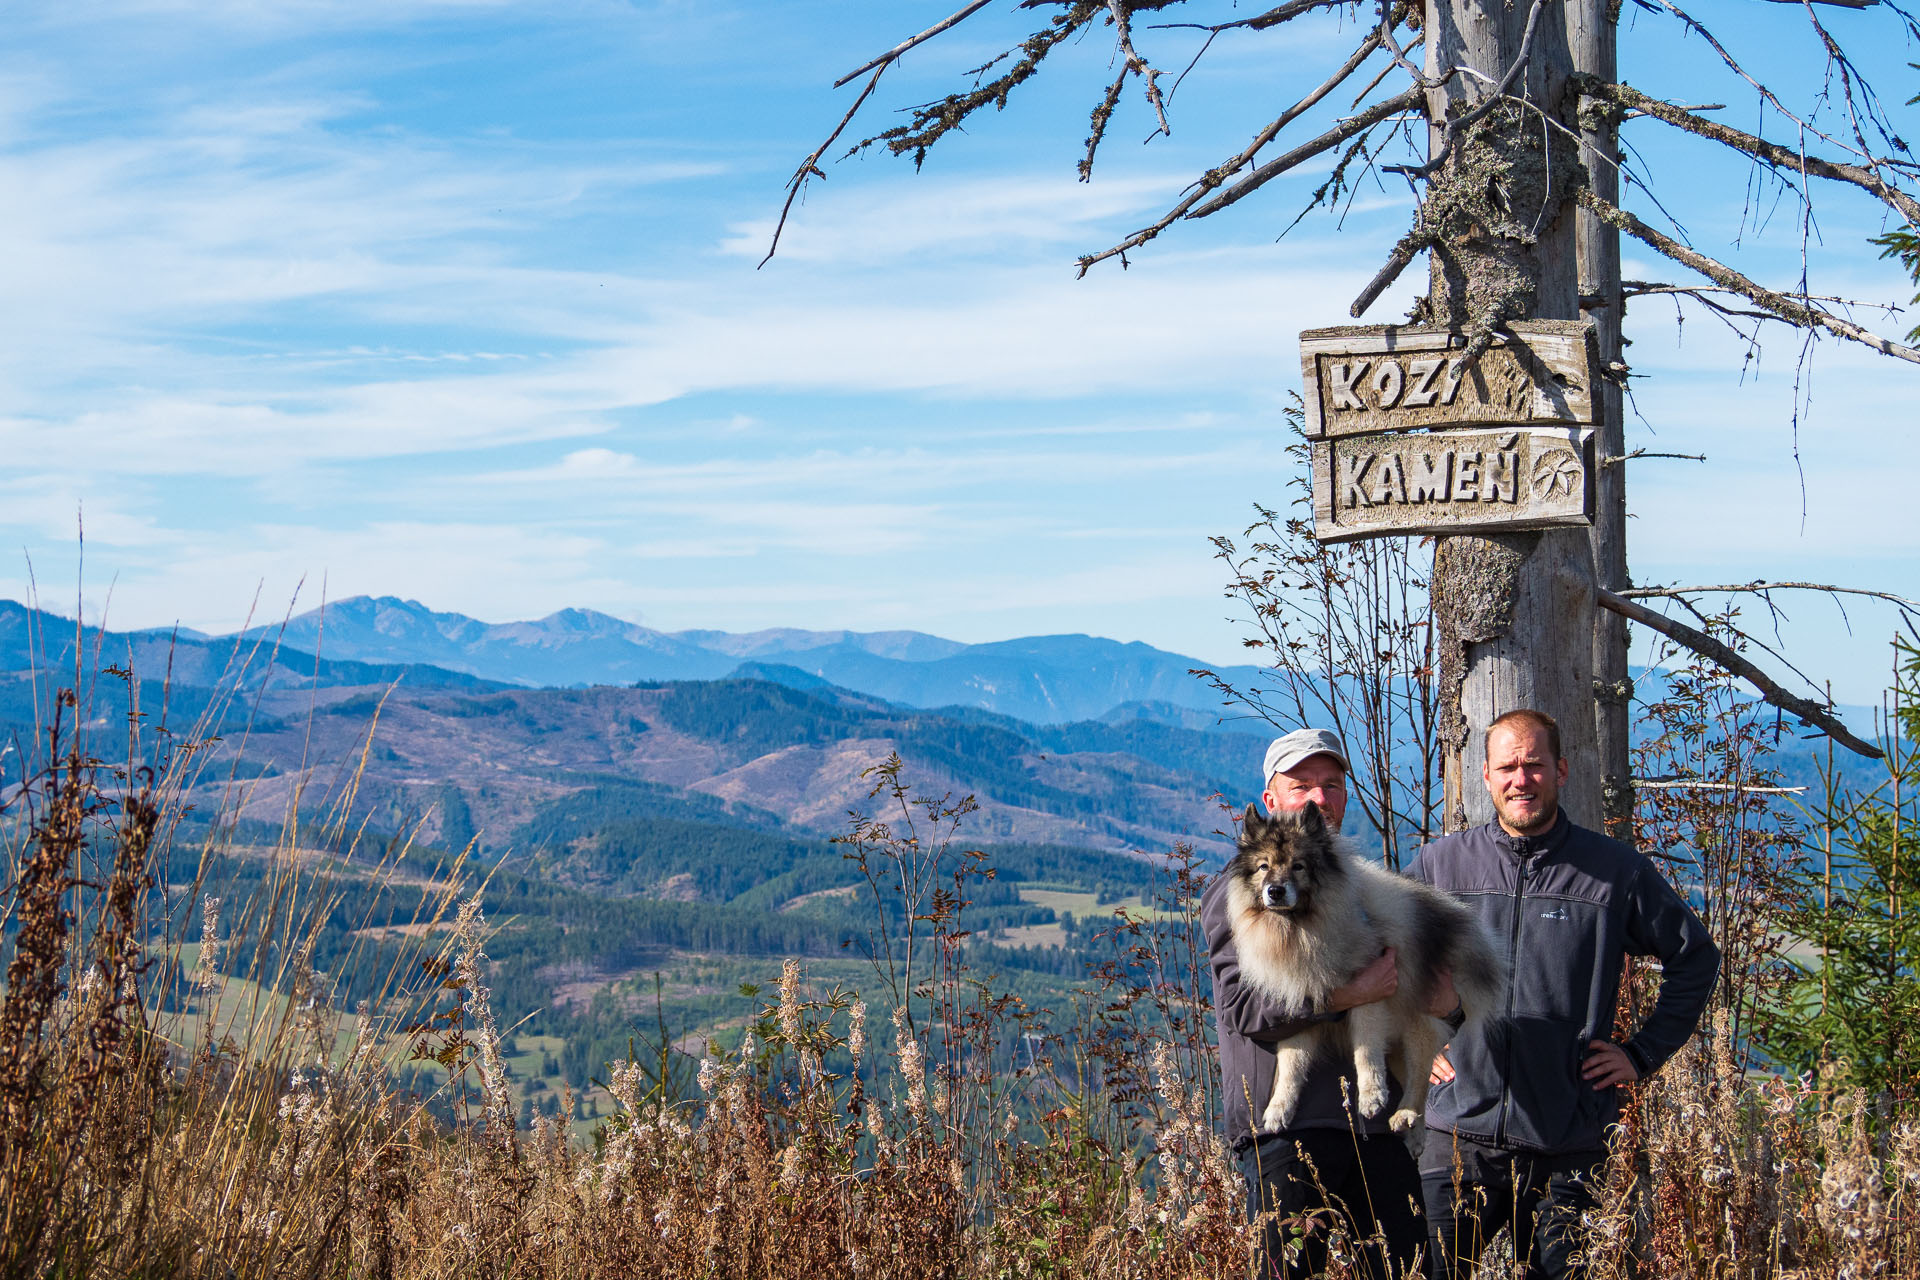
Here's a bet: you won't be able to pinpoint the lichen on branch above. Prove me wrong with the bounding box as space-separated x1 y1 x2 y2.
855 4 1104 171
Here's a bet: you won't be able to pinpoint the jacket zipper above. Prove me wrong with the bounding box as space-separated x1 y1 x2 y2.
1495 851 1530 1148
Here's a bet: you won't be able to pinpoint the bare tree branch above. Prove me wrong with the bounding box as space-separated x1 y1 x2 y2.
765 0 1029 268
1644 0 1883 164
1183 87 1424 220
1601 448 1707 466
1082 4 1175 178
1654 587 1831 696
1163 26 1221 104
1148 0 1353 34
1579 186 1920 364
1619 279 1904 362
1077 31 1396 273
761 68 888 269
865 8 1102 169
1348 33 1416 108
1576 77 1920 227
1597 588 1883 759
1631 283 1791 324
1373 0 1431 89
1240 27 1393 165
835 0 998 88
1116 2 1172 136
1796 0 1919 196
1350 229 1432 316
1633 777 1809 794
1084 65 1134 179
1623 281 1893 311
1622 580 1920 615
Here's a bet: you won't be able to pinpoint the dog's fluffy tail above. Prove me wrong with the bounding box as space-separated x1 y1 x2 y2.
1440 914 1505 1023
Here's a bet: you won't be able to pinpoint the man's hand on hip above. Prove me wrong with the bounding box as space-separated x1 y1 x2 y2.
1327 948 1398 1011
1429 1049 1454 1085
1582 1040 1640 1089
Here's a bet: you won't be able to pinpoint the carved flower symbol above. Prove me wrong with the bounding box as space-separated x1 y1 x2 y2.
1530 449 1582 499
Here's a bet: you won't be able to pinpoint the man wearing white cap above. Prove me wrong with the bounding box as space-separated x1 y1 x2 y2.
1202 728 1432 1280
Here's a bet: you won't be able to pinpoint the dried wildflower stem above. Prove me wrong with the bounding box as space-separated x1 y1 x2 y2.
453 896 516 1148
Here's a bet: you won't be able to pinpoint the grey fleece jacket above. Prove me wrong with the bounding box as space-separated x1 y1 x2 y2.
1202 871 1402 1151
1406 810 1720 1155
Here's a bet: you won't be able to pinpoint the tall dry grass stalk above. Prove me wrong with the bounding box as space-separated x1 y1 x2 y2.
3 662 1918 1279
1584 1009 1920 1279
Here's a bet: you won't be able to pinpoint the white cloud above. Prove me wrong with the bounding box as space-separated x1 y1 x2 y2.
0 487 179 549
722 171 1190 265
0 0 1909 710
0 520 617 634
32 0 525 36
0 79 720 416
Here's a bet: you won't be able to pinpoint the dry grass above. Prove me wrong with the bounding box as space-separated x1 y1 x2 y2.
1583 1006 1920 1279
2 694 1917 1279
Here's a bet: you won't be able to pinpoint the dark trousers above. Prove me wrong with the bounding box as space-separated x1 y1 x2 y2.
1242 1128 1426 1280
1419 1134 1605 1280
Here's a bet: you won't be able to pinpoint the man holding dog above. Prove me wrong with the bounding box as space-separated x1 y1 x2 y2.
1204 728 1442 1280
1409 708 1719 1279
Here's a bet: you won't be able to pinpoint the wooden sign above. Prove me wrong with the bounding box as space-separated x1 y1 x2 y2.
1299 321 1599 439
1310 427 1595 543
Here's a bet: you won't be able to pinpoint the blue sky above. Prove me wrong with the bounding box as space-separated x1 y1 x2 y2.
2 1 1916 704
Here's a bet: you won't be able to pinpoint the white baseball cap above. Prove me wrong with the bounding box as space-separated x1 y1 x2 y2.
1262 728 1350 784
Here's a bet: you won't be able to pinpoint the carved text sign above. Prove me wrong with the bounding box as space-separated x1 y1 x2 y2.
1299 322 1599 439
1310 427 1595 543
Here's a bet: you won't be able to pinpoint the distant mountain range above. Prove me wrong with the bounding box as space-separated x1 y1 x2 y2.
0 599 491 693
1 594 1273 728
1 596 1884 822
0 596 1273 856
190 595 1273 727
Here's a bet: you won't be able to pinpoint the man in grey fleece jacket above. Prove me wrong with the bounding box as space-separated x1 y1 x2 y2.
1408 709 1719 1279
1204 728 1454 1280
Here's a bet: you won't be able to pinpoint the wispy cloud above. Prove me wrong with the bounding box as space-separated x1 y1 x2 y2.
721 172 1190 265
0 1 1910 703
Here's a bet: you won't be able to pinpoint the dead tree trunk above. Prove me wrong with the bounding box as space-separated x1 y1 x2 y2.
1426 0 1602 832
1572 0 1633 841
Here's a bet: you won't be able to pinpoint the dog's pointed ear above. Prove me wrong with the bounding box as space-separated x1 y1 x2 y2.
1241 803 1264 836
1300 800 1326 835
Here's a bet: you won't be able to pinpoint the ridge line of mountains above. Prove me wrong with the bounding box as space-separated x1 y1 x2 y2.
0 595 1280 860
2 594 1272 729
0 595 1871 865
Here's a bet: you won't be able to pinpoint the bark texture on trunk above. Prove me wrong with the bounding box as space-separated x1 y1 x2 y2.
1571 0 1634 840
1436 531 1600 829
1425 0 1601 833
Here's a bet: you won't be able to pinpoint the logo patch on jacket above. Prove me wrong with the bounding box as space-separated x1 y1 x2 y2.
1540 906 1570 922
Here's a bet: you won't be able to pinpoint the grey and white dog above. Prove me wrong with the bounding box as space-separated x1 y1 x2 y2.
1224 801 1506 1148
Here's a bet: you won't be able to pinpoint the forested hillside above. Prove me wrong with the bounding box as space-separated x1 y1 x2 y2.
143 676 1251 859
1 627 1247 1116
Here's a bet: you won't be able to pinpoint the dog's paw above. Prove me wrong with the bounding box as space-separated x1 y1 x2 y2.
1357 1078 1390 1119
1389 1108 1421 1134
1261 1100 1296 1131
